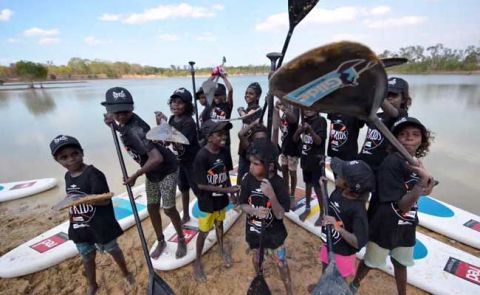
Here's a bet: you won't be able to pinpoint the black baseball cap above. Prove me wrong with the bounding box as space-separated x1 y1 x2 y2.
170 87 193 103
101 87 134 113
331 157 375 194
387 77 408 94
201 120 232 137
215 83 226 96
50 135 82 157
391 117 427 136
195 87 204 99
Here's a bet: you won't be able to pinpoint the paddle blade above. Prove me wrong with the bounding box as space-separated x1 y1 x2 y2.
269 41 387 121
146 121 190 145
288 0 319 28
311 263 352 295
381 57 408 68
247 274 272 295
148 272 175 295
202 79 217 106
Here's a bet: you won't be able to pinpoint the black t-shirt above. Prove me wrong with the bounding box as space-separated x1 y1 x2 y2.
193 147 231 212
369 153 420 249
320 189 368 256
358 110 407 169
119 113 177 182
327 113 364 161
238 105 263 157
299 115 327 171
65 165 123 244
280 108 301 157
240 173 290 249
168 115 200 164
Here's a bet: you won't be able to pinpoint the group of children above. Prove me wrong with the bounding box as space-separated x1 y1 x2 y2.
49 73 433 295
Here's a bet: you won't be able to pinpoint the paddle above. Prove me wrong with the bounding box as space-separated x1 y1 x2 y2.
311 159 351 295
188 61 201 138
269 41 419 166
109 124 175 295
202 56 227 106
381 57 408 68
262 0 320 140
247 219 272 295
259 52 282 130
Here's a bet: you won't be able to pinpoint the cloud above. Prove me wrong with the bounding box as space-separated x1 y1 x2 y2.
196 32 216 41
101 3 223 25
369 6 391 16
157 34 179 42
365 16 427 28
38 38 60 45
332 33 368 42
7 38 20 43
84 36 111 45
99 13 121 21
256 6 360 32
0 8 13 21
24 27 60 37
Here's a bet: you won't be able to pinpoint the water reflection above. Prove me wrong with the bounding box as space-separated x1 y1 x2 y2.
22 89 56 115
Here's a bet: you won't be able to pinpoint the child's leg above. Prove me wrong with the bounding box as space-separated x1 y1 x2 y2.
194 231 208 282
273 247 293 295
288 157 298 197
299 181 312 222
250 249 260 274
76 243 98 295
105 241 134 284
214 219 231 267
391 258 407 295
146 179 166 258
178 165 191 224
313 185 323 226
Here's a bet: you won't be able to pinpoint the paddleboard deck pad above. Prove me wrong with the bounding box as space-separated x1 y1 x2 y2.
0 185 148 278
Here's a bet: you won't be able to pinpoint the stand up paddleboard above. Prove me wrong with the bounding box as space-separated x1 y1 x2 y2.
0 178 57 202
286 186 480 295
0 185 148 278
151 175 241 271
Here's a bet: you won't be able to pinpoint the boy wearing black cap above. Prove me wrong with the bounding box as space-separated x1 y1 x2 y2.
327 113 364 161
192 120 240 282
316 158 374 284
240 139 293 295
351 117 434 295
50 135 132 295
102 87 187 260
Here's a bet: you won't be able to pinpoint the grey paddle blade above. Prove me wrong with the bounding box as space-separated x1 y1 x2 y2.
148 272 175 295
288 0 320 28
146 121 189 145
269 41 387 121
247 274 271 295
311 263 352 295
381 57 408 68
202 79 217 106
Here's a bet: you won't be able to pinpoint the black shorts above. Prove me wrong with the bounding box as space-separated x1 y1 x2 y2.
302 169 322 188
178 162 199 195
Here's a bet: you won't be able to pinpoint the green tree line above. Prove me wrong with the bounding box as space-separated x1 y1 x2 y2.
1 43 479 83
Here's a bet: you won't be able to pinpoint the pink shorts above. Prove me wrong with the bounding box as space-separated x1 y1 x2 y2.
319 244 357 278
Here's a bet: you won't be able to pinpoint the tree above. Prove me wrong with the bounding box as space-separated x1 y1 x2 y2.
15 61 48 88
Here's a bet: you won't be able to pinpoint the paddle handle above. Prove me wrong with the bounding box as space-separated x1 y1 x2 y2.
109 124 156 273
370 116 418 166
319 158 335 261
189 61 201 140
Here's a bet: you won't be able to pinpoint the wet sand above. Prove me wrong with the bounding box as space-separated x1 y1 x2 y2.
0 187 449 295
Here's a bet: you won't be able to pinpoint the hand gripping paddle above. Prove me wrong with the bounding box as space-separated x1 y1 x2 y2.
269 41 419 166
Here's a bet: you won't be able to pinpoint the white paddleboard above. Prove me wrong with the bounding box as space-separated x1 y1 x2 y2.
326 167 480 249
151 175 241 271
0 184 148 278
0 178 58 202
287 186 480 295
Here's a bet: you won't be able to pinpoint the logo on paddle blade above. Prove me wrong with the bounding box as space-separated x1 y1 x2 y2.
284 59 377 107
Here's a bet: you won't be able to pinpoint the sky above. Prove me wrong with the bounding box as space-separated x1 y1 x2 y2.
0 0 479 67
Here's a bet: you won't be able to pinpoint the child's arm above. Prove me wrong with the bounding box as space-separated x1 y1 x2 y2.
261 179 286 219
196 183 240 194
303 122 323 145
380 100 400 118
126 148 164 186
293 124 303 142
240 204 270 218
323 215 359 249
397 160 433 213
220 73 233 108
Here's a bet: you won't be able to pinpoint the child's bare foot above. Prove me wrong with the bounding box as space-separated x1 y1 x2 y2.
150 239 166 259
299 208 310 222
193 261 207 283
86 283 98 295
182 215 191 225
221 250 232 268
124 272 135 285
176 237 187 259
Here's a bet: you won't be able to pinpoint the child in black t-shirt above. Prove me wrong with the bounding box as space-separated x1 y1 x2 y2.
293 109 327 223
351 117 434 295
240 140 293 295
102 87 186 260
156 87 201 225
275 100 300 206
192 120 240 282
50 135 132 295
316 157 374 287
327 113 364 161
237 82 263 182
358 77 412 171
238 121 268 184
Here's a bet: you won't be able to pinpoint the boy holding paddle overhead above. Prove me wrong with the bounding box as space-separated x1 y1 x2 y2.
192 120 240 282
101 87 187 260
240 140 293 295
50 135 133 295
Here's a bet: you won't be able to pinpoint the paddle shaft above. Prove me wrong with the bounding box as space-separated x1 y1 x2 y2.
189 61 201 140
320 159 335 261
